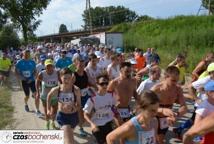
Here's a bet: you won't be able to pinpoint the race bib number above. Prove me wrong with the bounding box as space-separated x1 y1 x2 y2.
159 117 169 129
138 129 155 144
22 71 31 78
46 80 57 87
118 108 130 118
96 113 109 119
81 88 88 97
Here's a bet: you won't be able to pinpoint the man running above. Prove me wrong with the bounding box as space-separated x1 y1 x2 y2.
15 50 42 117
0 52 12 85
74 56 90 137
151 66 187 144
36 59 60 129
108 62 138 122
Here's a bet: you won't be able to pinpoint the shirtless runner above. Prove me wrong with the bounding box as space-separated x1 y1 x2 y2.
151 66 187 144
108 62 138 122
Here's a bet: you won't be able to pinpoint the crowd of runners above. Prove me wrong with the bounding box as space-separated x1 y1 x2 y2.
0 42 214 144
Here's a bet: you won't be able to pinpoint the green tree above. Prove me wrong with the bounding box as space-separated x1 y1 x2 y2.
59 24 68 33
0 25 20 50
0 0 50 43
202 0 214 14
0 10 8 29
82 6 138 29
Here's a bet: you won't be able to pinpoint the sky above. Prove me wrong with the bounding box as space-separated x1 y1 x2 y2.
35 0 203 36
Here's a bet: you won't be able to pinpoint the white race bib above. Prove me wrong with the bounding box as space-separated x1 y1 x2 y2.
159 117 168 129
118 108 130 118
138 129 156 144
45 80 57 87
96 113 110 119
81 88 88 97
22 71 31 78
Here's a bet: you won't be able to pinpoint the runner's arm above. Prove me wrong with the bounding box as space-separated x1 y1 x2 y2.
106 121 133 144
183 112 214 144
107 79 116 92
177 87 187 117
35 73 42 98
192 61 205 79
74 87 81 111
83 99 97 129
47 87 57 112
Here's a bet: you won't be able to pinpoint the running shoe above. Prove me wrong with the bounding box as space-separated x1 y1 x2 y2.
51 122 60 130
46 121 50 130
25 105 29 112
79 128 87 137
36 110 43 118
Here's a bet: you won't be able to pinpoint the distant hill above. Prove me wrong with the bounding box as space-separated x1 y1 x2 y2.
109 15 214 71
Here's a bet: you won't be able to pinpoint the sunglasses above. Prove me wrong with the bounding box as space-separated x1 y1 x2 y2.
98 82 109 86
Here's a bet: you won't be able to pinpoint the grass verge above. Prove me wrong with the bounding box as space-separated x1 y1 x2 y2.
0 86 14 129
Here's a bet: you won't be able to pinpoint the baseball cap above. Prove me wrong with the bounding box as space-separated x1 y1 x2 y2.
40 55 46 61
207 62 214 73
204 80 214 91
45 59 54 66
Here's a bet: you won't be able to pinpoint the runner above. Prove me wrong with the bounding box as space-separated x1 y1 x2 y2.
136 56 160 82
151 66 187 144
55 50 72 70
98 48 112 71
106 90 159 144
83 74 119 144
85 53 103 89
108 62 138 122
15 50 42 117
107 54 120 80
194 80 214 143
36 54 46 75
47 68 81 144
137 66 161 95
169 53 187 85
192 52 214 82
74 56 90 137
134 48 146 72
36 59 60 129
183 80 214 144
0 52 12 85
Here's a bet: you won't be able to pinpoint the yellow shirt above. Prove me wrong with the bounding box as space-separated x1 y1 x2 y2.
0 57 11 71
176 65 186 84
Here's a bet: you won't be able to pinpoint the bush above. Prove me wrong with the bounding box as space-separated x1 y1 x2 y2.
0 25 20 51
110 15 214 71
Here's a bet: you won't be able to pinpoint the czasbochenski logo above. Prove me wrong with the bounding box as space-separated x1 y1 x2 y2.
1 132 13 143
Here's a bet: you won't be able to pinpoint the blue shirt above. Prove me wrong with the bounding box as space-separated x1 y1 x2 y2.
125 117 156 144
55 57 72 69
15 59 36 81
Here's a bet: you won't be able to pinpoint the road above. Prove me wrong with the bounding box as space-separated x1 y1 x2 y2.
7 72 194 144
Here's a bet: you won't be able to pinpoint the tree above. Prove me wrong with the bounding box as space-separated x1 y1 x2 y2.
0 25 20 50
59 24 68 33
82 6 138 29
0 0 50 43
0 9 8 30
202 0 214 14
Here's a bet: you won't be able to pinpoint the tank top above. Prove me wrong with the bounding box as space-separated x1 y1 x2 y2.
125 117 156 144
41 70 58 88
74 71 88 89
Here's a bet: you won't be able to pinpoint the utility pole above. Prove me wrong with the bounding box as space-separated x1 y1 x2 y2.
86 0 93 34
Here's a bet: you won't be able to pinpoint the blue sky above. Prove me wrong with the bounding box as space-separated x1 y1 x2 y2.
35 0 203 36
